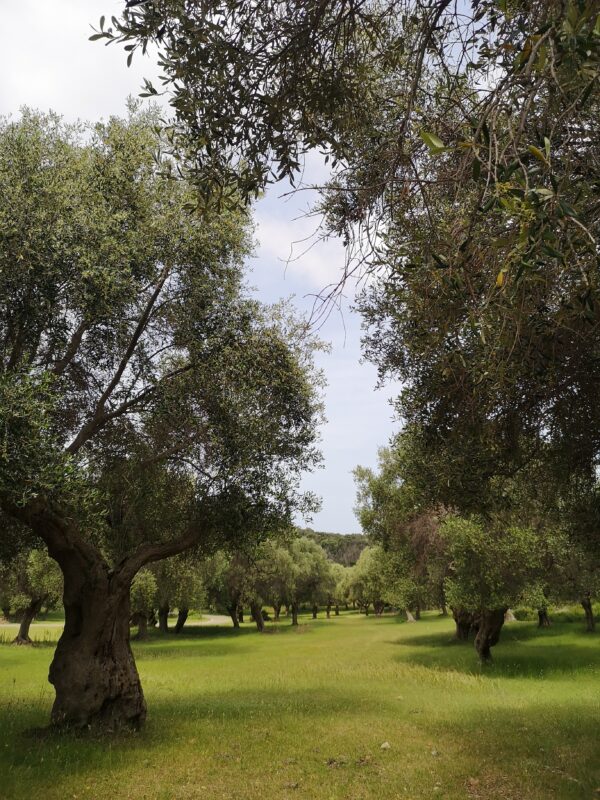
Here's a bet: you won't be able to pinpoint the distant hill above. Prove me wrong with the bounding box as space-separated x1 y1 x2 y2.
299 528 369 567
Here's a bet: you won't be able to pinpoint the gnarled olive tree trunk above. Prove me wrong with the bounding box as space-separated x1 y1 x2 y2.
49 558 145 731
474 608 506 662
135 613 149 640
14 595 47 645
581 594 595 632
538 607 551 628
174 608 188 633
228 604 240 628
452 607 475 641
251 601 265 632
158 604 169 633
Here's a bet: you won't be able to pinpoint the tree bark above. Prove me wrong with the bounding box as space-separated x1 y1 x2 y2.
335 604 340 616
135 613 149 640
238 607 244 623
326 602 331 619
474 608 506 663
228 604 240 628
291 602 299 626
414 603 421 621
273 603 281 621
174 608 188 634
251 601 265 632
452 607 475 640
14 596 46 645
312 604 318 619
538 608 551 628
49 565 146 731
158 604 169 633
406 609 416 623
581 594 595 632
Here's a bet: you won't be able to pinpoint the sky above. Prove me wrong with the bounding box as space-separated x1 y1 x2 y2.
1 0 400 533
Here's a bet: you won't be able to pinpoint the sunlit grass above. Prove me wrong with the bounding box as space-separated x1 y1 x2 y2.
0 611 598 799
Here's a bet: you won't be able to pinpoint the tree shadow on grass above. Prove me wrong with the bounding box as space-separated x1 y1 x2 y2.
389 621 600 679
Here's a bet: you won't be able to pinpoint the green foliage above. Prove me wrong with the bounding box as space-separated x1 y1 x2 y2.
130 569 157 618
441 517 546 613
0 108 323 574
301 529 368 566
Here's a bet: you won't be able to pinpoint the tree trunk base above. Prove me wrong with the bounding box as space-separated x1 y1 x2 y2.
474 608 506 663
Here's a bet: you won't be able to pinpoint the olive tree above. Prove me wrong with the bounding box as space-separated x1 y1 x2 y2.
0 110 322 731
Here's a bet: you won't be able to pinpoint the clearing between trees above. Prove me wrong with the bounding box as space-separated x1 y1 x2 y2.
0 610 598 800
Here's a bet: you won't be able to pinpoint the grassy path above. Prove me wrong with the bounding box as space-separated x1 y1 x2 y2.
0 612 598 799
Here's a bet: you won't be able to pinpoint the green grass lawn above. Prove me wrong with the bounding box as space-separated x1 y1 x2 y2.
0 612 598 800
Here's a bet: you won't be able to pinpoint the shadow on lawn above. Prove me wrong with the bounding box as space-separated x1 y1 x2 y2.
389 621 600 678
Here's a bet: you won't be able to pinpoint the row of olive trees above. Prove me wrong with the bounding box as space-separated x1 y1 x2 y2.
130 536 354 636
353 446 600 662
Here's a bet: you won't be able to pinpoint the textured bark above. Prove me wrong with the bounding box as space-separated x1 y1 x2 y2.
14 596 46 645
228 604 240 628
158 604 169 634
251 602 265 632
581 595 595 632
537 608 551 628
135 613 149 640
312 604 318 619
49 564 145 731
291 602 299 626
452 607 475 641
174 608 188 633
474 608 506 662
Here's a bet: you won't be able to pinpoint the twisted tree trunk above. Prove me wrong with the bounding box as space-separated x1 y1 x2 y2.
452 607 475 641
134 613 149 640
14 595 46 645
158 604 169 633
251 601 265 632
581 594 595 632
537 607 551 628
50 559 145 731
474 608 506 663
174 608 188 633
228 604 240 628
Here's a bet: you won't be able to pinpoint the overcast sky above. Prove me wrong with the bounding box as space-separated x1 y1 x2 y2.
1 0 400 533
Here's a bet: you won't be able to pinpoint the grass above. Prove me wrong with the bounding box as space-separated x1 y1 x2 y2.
0 612 598 800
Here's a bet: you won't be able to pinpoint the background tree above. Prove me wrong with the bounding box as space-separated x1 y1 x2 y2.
1 548 62 644
130 569 157 640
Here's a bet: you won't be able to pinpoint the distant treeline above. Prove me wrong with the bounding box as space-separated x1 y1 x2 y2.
300 529 368 567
